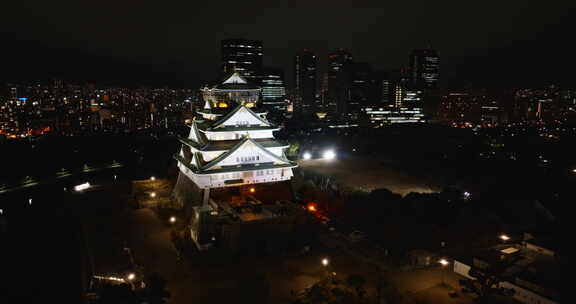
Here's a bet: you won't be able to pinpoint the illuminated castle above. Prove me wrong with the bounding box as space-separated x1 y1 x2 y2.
173 72 300 251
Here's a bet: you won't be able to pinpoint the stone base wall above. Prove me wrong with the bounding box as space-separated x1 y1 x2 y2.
173 171 204 217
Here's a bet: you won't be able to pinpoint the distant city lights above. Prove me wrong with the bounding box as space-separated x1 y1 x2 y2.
74 182 91 192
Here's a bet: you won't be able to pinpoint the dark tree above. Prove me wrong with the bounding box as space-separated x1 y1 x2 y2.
345 274 367 299
98 283 139 304
143 272 171 304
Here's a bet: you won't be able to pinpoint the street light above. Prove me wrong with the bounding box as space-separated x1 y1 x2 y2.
249 187 255 193
74 182 90 192
439 259 449 286
323 150 336 160
170 216 176 224
150 192 156 198
303 152 312 160
307 203 317 212
150 176 156 181
500 234 510 241
28 198 32 205
127 273 135 281
322 258 329 267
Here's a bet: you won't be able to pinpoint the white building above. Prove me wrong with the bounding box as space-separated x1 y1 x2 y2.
173 72 299 250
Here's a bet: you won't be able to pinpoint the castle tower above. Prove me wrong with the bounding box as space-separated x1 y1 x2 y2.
173 72 298 250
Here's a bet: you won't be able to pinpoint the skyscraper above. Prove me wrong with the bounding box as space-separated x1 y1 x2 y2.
294 49 317 115
327 49 353 115
221 39 263 83
260 67 286 111
409 48 440 89
371 71 392 104
348 62 373 110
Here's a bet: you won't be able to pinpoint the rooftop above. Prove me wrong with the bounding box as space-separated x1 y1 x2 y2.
179 137 288 151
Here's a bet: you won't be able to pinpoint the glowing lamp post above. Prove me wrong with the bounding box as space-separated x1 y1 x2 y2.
439 259 449 286
170 216 176 224
322 258 329 267
303 152 312 160
500 234 510 242
249 187 255 193
150 192 156 198
127 273 135 281
150 176 156 181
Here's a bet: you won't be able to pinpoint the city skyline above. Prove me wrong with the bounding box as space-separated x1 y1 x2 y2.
2 2 575 88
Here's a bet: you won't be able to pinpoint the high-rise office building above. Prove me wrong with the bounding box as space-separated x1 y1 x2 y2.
327 49 353 115
221 39 263 83
348 62 373 110
371 71 392 104
294 49 317 115
410 48 440 89
260 67 286 111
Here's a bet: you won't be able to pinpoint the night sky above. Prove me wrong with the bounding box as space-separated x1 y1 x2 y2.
2 1 575 88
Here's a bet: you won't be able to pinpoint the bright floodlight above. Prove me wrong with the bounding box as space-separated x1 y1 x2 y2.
150 192 156 198
322 258 329 267
439 259 449 266
500 234 510 241
303 152 312 160
170 216 176 223
150 176 156 181
323 150 336 160
127 273 135 281
74 182 90 192
28 198 32 205
572 169 576 173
